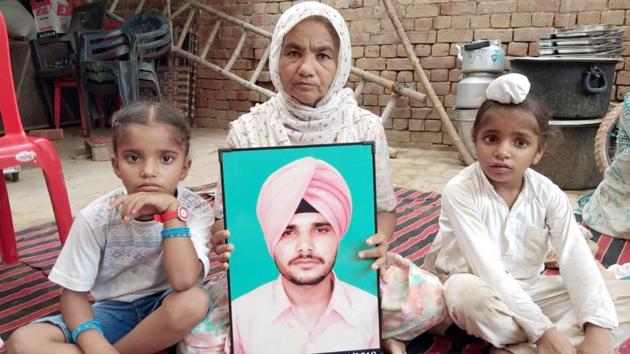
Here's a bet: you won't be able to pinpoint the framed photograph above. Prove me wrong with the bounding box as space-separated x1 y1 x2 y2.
220 143 382 354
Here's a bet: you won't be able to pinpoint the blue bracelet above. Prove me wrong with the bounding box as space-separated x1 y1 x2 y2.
161 226 190 238
71 319 103 343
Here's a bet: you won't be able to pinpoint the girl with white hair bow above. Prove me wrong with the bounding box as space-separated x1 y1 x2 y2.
424 73 630 354
179 2 446 354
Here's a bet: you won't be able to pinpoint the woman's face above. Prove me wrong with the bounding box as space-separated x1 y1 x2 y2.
278 19 339 107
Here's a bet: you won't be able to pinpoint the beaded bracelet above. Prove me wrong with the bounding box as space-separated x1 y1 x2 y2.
71 319 103 343
161 226 190 239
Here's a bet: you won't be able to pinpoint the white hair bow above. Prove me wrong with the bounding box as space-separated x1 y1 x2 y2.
485 73 531 104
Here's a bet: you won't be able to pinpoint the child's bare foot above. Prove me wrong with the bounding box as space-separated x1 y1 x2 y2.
383 338 406 354
489 347 513 354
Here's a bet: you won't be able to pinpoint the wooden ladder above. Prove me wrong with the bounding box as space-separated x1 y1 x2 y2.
107 0 474 164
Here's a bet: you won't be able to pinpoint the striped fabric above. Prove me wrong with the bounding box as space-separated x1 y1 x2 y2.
0 223 63 353
593 232 630 267
0 187 628 354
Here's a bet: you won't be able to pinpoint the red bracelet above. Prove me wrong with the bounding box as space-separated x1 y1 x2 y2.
154 205 189 223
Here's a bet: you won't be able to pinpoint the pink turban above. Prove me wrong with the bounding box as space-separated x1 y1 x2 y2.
256 157 352 256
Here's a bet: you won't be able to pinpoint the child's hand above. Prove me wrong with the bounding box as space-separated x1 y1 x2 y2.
536 327 576 354
358 231 388 270
210 229 234 270
86 341 121 354
99 346 121 354
75 330 120 354
576 324 614 354
108 192 178 221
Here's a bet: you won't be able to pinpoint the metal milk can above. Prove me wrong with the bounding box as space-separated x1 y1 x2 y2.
455 72 496 109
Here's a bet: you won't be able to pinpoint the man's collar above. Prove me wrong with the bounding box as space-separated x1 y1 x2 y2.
266 273 354 325
324 276 354 323
267 276 293 322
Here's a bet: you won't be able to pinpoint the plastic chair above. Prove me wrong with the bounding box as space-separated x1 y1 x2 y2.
138 62 161 100
123 10 171 60
0 12 72 265
30 1 106 136
79 27 138 135
31 39 87 134
123 11 172 100
31 34 85 133
53 77 85 133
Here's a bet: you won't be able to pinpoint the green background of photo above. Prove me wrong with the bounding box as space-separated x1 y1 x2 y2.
220 143 378 300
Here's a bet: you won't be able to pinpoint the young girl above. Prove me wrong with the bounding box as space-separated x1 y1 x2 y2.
424 73 630 354
6 102 213 354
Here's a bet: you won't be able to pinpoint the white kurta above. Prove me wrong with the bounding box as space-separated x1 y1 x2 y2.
424 162 618 342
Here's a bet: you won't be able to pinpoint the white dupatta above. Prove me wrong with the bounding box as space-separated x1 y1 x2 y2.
245 1 358 145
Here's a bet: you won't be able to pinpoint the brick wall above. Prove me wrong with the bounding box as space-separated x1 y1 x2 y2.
130 1 630 148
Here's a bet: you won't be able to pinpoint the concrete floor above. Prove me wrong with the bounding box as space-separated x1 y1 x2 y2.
5 127 587 231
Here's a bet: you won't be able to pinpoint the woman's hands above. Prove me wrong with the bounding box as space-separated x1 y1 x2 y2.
212 230 233 270
210 219 234 270
211 211 397 272
358 211 396 270
358 231 389 270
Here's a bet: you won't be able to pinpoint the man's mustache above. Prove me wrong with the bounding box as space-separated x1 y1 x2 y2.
288 255 325 265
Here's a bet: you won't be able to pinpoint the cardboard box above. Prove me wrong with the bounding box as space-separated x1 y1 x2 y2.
30 0 83 34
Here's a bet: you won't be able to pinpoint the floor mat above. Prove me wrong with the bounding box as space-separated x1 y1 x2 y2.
1 187 628 353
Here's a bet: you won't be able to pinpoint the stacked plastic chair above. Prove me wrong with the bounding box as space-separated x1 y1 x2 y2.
0 12 72 265
79 27 138 136
123 11 172 100
76 10 172 134
30 1 106 136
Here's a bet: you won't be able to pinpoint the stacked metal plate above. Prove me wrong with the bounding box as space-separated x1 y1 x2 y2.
539 25 624 57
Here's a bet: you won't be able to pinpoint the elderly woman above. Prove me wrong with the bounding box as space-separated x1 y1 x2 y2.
179 3 445 354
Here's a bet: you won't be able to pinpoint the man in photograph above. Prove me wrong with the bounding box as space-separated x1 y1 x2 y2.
231 157 379 354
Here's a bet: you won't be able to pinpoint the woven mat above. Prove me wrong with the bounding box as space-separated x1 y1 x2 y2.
1 187 628 353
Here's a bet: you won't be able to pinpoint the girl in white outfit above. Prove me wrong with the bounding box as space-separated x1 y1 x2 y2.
424 73 630 354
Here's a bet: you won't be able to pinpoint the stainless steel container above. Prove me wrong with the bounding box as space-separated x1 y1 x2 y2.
455 73 496 109
455 39 505 159
510 57 619 119
456 39 505 73
455 109 478 158
533 119 603 189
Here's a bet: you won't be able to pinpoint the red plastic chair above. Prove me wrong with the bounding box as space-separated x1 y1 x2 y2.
0 12 72 265
53 76 86 134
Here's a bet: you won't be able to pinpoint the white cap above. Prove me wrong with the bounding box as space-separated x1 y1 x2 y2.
485 73 531 104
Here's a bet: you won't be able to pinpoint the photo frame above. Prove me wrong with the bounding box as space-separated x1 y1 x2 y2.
219 143 382 354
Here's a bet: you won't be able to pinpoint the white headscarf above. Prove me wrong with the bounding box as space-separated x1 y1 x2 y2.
219 2 397 217
257 1 358 144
